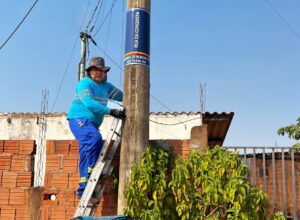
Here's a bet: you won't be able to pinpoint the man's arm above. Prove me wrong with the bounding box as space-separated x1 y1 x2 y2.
107 83 123 102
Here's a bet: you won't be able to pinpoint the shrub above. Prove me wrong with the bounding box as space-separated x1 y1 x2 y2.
124 146 286 220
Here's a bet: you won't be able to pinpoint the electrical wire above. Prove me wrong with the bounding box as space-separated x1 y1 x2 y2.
50 1 91 112
95 44 185 122
150 117 201 126
119 0 126 87
104 3 114 52
89 0 104 33
0 0 39 50
265 0 300 39
85 0 102 33
93 0 117 37
50 38 78 112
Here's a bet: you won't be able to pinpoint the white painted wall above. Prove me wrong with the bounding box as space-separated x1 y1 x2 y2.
0 113 201 141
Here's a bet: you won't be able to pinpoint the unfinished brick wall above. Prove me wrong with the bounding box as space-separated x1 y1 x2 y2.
40 139 191 219
0 140 37 220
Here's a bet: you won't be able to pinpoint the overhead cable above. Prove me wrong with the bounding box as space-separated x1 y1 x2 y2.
0 0 39 50
265 0 300 39
50 1 92 112
150 117 201 126
85 0 102 33
93 0 117 37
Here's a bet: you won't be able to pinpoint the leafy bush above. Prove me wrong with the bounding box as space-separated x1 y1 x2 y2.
124 146 286 220
124 146 177 220
169 147 269 219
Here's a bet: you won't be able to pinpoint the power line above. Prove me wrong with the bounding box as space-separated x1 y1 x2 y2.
150 117 201 126
95 44 180 114
93 0 117 37
96 44 124 71
89 0 104 33
265 0 300 39
50 38 78 112
85 0 102 33
119 0 126 87
50 1 92 112
0 0 39 50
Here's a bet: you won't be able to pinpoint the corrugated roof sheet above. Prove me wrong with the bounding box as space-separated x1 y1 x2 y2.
203 112 234 147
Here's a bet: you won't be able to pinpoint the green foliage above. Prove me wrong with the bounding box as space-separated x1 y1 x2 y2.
124 146 286 220
271 212 286 220
278 117 300 141
169 147 269 219
124 146 177 220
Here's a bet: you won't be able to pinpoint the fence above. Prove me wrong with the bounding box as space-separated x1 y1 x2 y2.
225 146 300 219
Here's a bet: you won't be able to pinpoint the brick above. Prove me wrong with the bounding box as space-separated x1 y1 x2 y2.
70 141 78 154
58 190 75 206
46 155 61 171
40 206 50 220
0 154 11 170
9 188 27 205
50 207 66 220
11 155 32 172
17 172 32 187
69 173 80 189
52 172 68 189
15 207 30 220
44 172 53 188
46 140 55 155
0 171 2 186
54 140 71 155
63 155 78 173
0 140 4 153
0 206 16 220
19 140 35 155
4 140 19 154
2 171 17 188
65 207 75 220
0 188 9 205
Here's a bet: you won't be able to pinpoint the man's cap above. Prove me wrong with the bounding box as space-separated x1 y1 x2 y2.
86 57 110 73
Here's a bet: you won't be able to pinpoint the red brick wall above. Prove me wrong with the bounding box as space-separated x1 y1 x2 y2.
248 155 300 216
0 140 35 220
40 139 191 219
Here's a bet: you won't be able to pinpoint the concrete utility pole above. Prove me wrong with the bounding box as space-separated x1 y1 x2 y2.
118 0 151 213
78 32 88 81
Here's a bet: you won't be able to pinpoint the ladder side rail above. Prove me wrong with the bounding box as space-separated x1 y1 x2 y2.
97 118 120 162
74 162 106 217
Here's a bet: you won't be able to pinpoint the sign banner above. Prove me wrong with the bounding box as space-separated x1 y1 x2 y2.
125 8 150 67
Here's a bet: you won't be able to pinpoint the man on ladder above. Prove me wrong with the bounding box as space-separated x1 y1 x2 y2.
67 56 125 199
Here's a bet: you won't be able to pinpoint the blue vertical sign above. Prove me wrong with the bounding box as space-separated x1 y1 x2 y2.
125 8 150 67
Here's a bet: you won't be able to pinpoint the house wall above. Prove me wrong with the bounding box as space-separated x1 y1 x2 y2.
0 113 202 141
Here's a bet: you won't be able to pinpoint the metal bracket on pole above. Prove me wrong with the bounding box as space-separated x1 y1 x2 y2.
78 32 98 81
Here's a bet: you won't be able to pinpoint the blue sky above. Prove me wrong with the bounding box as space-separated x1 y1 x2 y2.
0 1 299 146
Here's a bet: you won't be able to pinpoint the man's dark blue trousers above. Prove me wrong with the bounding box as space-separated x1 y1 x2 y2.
68 118 103 197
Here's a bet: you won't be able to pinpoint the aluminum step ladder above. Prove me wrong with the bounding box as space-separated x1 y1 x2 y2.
73 117 123 218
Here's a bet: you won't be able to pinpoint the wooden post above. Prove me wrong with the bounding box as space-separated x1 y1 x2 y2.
118 0 151 214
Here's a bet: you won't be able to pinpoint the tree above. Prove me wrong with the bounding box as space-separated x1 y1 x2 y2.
278 117 300 146
124 146 285 219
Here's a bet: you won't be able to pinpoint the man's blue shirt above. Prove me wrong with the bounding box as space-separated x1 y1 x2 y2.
67 77 123 128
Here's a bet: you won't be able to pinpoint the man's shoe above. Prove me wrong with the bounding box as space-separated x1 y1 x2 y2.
76 192 82 199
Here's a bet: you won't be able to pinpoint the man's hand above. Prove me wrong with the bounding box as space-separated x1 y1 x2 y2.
109 109 125 119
